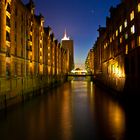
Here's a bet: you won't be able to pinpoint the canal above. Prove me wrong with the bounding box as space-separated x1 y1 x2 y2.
0 78 139 140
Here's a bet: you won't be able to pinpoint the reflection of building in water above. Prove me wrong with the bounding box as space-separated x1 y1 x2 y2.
94 86 125 140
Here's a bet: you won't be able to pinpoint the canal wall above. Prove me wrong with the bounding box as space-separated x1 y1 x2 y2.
93 75 140 105
0 75 67 111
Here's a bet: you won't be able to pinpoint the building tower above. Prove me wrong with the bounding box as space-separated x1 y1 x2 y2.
61 30 74 72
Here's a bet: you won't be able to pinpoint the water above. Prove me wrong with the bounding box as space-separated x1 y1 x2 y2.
0 79 139 140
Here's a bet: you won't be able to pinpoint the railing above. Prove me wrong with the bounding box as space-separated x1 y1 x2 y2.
67 73 94 81
67 73 94 77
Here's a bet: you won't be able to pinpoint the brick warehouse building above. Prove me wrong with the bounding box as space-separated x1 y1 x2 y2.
0 0 70 109
87 0 140 95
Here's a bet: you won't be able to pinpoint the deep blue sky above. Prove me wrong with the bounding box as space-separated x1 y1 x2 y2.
22 0 120 66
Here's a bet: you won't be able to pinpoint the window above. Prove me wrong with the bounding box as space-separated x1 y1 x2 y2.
112 64 115 74
104 44 105 49
130 25 135 34
125 33 128 39
6 16 10 27
116 30 118 37
130 10 134 21
131 40 135 49
6 47 11 57
124 19 127 28
106 42 108 48
6 31 10 41
110 37 112 43
6 3 11 13
6 63 10 77
120 36 123 43
138 36 140 46
138 3 140 12
119 25 122 32
125 44 128 54
113 34 115 40
31 9 34 14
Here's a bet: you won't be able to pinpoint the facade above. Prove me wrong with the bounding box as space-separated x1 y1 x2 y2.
61 30 74 72
0 0 69 109
85 48 94 74
87 0 140 95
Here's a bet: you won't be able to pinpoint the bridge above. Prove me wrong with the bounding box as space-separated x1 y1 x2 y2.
67 73 94 77
66 68 94 81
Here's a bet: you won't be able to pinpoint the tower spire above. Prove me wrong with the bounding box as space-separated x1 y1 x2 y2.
64 29 67 38
62 29 70 41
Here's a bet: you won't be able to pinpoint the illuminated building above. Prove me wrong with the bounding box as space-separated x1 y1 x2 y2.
85 48 94 74
0 0 69 109
61 30 74 72
89 0 140 94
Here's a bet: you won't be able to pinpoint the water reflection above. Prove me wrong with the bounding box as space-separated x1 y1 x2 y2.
94 87 125 140
0 80 138 140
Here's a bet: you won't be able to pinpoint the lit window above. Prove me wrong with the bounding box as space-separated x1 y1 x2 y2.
125 33 128 39
119 25 122 32
125 44 128 54
112 64 115 73
120 36 123 43
131 25 135 34
116 30 118 37
124 19 127 28
138 3 140 12
31 9 34 14
138 36 140 46
103 43 107 49
110 37 112 43
113 34 115 40
130 10 134 21
131 40 135 49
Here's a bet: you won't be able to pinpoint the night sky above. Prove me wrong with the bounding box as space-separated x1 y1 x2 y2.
22 0 120 67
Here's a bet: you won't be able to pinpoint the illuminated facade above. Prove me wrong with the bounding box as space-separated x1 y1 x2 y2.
85 48 94 74
0 0 69 109
89 0 140 94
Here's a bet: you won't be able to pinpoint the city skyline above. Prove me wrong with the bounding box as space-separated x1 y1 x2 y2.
22 0 121 65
